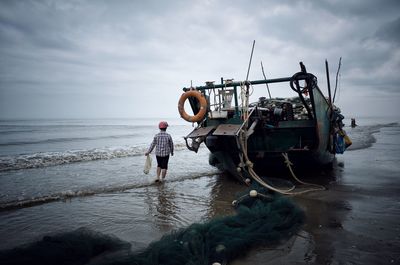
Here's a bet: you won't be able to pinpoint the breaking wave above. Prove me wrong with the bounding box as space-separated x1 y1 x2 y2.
0 143 188 172
0 171 218 212
0 134 139 146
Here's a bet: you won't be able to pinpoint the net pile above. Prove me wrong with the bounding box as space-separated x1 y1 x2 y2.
1 185 304 265
126 186 304 265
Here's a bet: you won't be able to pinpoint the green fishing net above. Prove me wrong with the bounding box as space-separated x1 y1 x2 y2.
0 185 304 265
126 185 304 265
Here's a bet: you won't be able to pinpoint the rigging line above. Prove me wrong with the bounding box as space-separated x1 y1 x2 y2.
261 61 272 99
333 57 342 103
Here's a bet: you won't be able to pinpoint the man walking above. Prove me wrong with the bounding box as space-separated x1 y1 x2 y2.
145 121 174 182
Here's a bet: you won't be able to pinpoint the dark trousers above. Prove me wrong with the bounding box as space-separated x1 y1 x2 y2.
156 155 170 169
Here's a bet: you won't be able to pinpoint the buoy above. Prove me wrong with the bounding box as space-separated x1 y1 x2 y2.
178 90 208 122
245 161 253 167
245 178 251 184
249 190 258 197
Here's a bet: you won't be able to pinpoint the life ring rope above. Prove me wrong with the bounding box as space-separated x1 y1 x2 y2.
178 90 207 122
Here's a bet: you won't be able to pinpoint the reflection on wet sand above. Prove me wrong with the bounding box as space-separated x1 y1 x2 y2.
292 164 345 264
210 159 351 264
144 184 178 232
206 173 241 218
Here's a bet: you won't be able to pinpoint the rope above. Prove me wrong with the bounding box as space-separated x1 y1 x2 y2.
232 188 273 207
238 134 295 195
236 152 249 185
237 81 326 195
240 82 248 117
281 152 326 192
239 135 325 195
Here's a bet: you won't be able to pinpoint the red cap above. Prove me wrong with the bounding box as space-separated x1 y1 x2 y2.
158 121 168 129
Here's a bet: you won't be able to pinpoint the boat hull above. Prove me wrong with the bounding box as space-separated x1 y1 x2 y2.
207 134 334 181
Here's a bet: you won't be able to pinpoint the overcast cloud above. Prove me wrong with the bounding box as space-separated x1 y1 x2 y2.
0 0 399 120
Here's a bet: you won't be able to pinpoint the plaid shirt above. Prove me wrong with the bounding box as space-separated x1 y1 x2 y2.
147 131 174 157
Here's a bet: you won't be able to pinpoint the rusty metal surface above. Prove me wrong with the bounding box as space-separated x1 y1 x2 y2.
213 124 242 136
186 126 216 138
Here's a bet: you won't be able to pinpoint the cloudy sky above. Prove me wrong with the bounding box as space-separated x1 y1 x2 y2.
0 0 399 120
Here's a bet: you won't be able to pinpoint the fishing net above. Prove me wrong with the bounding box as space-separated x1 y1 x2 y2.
0 185 304 265
125 185 304 265
0 227 131 265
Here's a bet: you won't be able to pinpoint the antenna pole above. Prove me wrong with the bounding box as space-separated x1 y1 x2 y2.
325 59 332 108
245 40 256 81
333 57 342 103
261 61 272 99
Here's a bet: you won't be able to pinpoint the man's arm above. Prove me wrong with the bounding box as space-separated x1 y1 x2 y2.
145 136 156 155
169 135 174 156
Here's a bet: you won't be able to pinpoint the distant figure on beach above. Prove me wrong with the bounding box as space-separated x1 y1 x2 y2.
145 121 174 182
351 118 357 128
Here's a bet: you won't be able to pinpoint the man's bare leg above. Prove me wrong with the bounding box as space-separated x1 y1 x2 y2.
155 167 161 182
161 169 167 180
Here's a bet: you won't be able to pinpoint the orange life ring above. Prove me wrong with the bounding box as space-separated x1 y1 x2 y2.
178 90 207 122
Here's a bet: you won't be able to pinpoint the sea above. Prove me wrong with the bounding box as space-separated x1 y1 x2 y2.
0 118 220 250
0 116 399 264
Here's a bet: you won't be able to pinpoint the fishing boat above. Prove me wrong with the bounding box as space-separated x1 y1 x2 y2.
178 61 351 183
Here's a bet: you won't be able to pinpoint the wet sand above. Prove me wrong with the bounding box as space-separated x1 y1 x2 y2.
230 126 400 264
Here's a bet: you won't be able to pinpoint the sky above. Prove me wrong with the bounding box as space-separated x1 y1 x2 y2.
0 0 399 120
